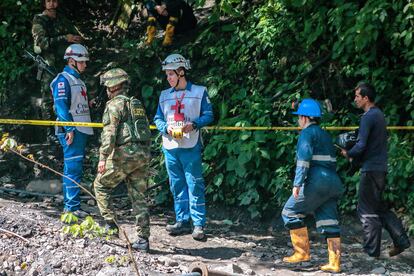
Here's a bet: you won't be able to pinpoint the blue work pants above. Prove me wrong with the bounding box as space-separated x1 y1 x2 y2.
163 144 206 226
57 130 88 211
282 168 344 236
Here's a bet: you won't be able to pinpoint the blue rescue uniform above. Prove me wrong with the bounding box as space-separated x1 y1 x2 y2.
282 123 344 236
51 65 93 212
154 82 213 226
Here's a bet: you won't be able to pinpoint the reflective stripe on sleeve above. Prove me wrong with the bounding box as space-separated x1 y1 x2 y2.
296 160 310 168
312 155 336 162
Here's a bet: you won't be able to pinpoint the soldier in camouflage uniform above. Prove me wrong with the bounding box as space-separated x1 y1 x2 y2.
32 0 82 142
94 68 152 252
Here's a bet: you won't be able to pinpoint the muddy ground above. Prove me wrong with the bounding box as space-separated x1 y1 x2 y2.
0 190 413 276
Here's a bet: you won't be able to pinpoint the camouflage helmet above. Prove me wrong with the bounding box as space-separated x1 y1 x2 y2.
100 68 130 88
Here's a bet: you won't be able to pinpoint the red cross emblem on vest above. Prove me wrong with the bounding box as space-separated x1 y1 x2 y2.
80 87 88 101
171 100 185 121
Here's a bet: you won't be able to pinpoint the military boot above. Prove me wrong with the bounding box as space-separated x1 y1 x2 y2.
166 221 192 236
145 17 156 45
162 17 178 46
320 237 341 273
131 237 149 253
283 227 311 263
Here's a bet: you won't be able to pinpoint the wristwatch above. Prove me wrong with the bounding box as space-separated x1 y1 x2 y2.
192 121 198 130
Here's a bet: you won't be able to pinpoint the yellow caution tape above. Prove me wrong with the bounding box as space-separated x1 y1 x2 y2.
0 119 104 128
0 118 414 131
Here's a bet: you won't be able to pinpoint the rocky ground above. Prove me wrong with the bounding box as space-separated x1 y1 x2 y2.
0 189 413 276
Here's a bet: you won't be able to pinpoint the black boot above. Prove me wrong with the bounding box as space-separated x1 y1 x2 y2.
382 211 411 256
389 234 411 257
131 237 149 253
166 221 192 236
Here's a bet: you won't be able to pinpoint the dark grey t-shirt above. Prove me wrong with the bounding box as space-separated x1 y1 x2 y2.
347 107 388 172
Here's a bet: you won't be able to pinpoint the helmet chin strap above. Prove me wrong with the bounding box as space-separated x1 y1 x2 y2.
72 60 83 74
108 83 127 98
173 69 184 89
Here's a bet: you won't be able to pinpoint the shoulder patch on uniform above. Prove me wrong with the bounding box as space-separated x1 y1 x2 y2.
57 82 65 89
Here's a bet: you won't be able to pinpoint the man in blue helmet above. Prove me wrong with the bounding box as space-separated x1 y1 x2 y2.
281 99 344 273
154 53 213 240
50 43 93 217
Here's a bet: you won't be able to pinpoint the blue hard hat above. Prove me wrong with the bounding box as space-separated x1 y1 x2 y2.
292 98 322 117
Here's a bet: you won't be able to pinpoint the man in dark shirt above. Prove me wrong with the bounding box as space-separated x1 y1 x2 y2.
341 82 410 257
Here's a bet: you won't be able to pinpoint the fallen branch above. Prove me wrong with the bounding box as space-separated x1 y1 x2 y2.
0 227 30 243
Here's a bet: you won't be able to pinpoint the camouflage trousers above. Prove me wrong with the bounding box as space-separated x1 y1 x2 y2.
93 153 151 238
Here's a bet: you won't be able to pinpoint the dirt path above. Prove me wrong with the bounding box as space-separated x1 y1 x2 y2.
1 193 413 276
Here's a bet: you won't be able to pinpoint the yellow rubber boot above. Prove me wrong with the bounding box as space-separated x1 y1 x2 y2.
145 17 156 45
320 237 341 273
162 17 178 46
283 227 311 263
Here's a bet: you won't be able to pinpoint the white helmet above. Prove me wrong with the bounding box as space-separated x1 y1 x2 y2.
64 44 89 61
162 54 191 70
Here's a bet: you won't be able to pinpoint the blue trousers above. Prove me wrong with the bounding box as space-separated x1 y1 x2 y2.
282 168 344 236
163 144 206 226
57 130 88 211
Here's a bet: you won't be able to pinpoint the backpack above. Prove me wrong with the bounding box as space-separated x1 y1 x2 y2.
128 97 151 142
117 95 151 143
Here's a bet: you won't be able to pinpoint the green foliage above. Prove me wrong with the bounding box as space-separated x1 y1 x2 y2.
99 0 414 228
61 215 114 239
176 0 414 226
105 255 130 266
0 0 413 231
0 0 40 101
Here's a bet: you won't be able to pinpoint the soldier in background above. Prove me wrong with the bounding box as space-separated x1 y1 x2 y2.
32 0 82 142
94 68 152 252
144 0 197 46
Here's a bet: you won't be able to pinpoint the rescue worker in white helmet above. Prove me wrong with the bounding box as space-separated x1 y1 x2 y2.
154 53 213 240
50 43 93 217
281 99 344 273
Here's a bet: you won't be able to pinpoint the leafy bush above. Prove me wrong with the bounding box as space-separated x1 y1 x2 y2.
1 0 413 232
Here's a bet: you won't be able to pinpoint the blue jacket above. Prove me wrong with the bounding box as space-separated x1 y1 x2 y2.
51 65 79 133
294 124 338 187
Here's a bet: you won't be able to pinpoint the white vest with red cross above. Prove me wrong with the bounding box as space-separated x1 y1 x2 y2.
54 71 93 135
159 84 206 149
